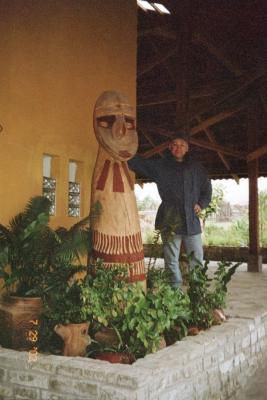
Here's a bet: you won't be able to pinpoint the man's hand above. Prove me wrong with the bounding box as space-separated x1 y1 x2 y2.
194 204 202 215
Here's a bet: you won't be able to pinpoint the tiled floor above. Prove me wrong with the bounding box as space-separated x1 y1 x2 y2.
230 356 267 400
147 258 267 400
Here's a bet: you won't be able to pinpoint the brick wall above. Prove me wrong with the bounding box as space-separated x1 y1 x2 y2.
1 313 267 400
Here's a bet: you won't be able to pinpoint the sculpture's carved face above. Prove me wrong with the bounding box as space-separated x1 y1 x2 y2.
93 91 138 161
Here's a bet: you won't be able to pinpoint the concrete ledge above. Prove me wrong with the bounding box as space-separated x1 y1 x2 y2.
1 268 267 400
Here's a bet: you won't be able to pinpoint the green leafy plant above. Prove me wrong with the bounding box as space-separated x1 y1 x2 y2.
137 195 159 211
187 258 239 329
147 208 181 271
209 260 240 309
187 260 214 330
39 269 90 355
80 260 191 359
146 229 162 269
146 264 172 289
203 223 247 246
40 202 103 322
198 186 224 227
81 262 135 357
0 196 52 296
259 190 267 246
81 262 130 325
42 265 88 324
121 282 191 358
0 196 93 297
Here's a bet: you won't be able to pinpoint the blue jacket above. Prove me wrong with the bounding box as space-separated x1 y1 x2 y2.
128 154 212 235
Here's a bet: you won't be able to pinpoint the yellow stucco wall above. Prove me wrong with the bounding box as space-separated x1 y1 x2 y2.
0 0 137 228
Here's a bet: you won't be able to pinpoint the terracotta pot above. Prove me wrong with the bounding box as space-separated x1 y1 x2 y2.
94 326 119 347
164 325 182 346
94 351 134 364
212 308 226 324
54 322 91 357
187 326 200 336
0 295 42 350
159 335 166 350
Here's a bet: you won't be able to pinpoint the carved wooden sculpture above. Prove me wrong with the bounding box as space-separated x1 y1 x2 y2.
91 90 146 284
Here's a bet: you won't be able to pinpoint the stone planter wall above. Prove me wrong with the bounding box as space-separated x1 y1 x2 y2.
1 313 267 400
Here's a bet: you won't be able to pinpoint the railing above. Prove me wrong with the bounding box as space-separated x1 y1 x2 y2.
143 244 267 263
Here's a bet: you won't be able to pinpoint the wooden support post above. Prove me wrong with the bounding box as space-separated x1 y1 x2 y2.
247 103 262 272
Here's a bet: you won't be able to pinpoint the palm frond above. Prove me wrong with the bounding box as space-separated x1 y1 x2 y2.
23 196 51 222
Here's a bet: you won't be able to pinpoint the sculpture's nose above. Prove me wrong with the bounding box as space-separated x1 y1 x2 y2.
112 115 126 139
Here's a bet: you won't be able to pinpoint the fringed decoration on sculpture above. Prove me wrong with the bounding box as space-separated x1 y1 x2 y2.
93 231 143 255
100 260 146 283
92 230 145 281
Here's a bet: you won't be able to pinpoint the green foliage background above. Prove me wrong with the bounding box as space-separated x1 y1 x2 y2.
138 187 267 247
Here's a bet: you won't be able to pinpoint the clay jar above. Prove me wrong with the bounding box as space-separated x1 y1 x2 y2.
94 351 134 364
54 322 91 357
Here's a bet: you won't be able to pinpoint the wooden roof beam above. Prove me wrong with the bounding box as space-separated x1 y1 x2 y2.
138 86 222 107
247 142 267 162
196 116 239 183
151 41 175 82
188 138 246 159
188 66 267 122
138 47 177 78
138 66 266 120
139 106 244 157
140 129 164 158
138 28 243 77
190 106 244 136
192 32 243 77
138 93 176 107
141 129 247 159
138 78 246 108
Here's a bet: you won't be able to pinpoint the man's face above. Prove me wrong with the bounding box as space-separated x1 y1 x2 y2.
169 138 189 161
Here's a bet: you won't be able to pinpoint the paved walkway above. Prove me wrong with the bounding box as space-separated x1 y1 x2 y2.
230 356 267 399
225 263 267 400
148 259 267 399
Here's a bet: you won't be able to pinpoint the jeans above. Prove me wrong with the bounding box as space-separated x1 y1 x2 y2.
162 233 203 288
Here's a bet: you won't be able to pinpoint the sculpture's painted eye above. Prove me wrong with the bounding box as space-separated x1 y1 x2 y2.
125 117 135 130
97 116 116 128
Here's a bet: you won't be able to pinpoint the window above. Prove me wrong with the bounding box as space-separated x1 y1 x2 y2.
42 154 56 215
68 161 81 217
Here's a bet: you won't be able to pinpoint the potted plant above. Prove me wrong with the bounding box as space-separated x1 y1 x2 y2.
0 195 91 350
187 260 214 332
209 260 240 323
42 267 92 357
186 259 239 330
146 264 191 346
82 260 192 362
37 219 97 357
0 196 53 350
121 279 191 358
80 261 135 363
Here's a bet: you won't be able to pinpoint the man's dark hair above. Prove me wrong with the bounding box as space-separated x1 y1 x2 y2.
170 131 189 143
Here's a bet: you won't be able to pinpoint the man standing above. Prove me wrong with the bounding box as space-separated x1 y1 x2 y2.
128 132 212 288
